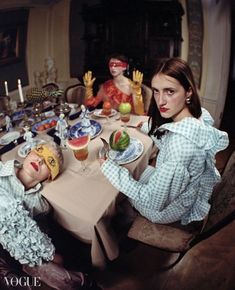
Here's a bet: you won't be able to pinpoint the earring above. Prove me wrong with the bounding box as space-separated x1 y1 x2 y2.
185 97 191 104
126 65 130 76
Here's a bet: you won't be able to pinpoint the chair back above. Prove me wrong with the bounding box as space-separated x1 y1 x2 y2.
141 84 152 112
42 83 59 92
64 84 86 106
0 96 8 113
203 151 235 231
128 151 235 253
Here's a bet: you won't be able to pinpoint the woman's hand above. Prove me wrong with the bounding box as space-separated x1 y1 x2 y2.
132 70 143 86
83 71 96 99
131 70 143 94
99 156 107 167
136 121 143 129
83 71 96 88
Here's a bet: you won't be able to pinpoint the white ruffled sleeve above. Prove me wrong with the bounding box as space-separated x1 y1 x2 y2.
0 198 55 266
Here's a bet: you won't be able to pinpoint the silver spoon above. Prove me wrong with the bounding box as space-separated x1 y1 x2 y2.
100 137 110 159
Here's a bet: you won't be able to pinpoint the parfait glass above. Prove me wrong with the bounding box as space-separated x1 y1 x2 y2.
70 140 91 174
120 112 130 131
119 102 132 131
104 114 112 126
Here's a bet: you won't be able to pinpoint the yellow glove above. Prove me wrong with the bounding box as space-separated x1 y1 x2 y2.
130 70 144 115
132 70 143 95
83 71 96 99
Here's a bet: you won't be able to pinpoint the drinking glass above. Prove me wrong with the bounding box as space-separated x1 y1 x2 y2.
120 112 130 131
72 145 90 174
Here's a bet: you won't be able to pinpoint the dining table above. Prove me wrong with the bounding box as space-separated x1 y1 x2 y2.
1 110 153 269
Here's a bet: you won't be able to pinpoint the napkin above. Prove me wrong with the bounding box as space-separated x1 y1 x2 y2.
42 105 53 113
47 128 56 137
46 128 60 145
68 110 82 120
0 132 37 156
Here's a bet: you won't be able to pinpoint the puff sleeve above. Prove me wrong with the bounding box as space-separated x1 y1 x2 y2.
0 195 55 266
101 159 191 223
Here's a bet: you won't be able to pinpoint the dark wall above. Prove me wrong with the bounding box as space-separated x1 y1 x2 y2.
69 0 184 86
0 9 29 95
69 0 85 80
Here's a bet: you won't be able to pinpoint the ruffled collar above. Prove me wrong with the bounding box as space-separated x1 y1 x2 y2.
0 160 16 177
158 109 229 155
0 160 42 193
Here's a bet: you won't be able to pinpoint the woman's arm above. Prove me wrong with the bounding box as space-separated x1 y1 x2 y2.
83 71 103 107
0 198 55 266
23 188 51 217
101 159 190 212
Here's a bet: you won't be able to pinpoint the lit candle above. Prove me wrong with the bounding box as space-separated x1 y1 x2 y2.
18 79 24 103
4 81 9 96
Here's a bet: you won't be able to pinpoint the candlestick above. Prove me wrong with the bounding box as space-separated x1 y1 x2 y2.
18 79 24 103
4 81 9 96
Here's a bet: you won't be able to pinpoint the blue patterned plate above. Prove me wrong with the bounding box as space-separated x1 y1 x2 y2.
11 109 32 122
31 116 59 134
69 119 102 139
108 137 144 165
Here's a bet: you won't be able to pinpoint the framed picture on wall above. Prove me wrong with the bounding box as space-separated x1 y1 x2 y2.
0 26 22 65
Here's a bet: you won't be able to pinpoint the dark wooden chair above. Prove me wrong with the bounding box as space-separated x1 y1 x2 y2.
128 151 235 270
64 83 86 106
42 83 59 92
141 84 152 113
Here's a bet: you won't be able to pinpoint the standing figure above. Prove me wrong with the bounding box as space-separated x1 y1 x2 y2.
34 71 43 88
55 114 68 148
80 105 92 135
5 114 12 132
23 125 35 148
43 56 57 84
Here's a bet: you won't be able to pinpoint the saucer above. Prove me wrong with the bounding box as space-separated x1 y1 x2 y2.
93 109 117 118
69 120 102 139
0 131 20 145
99 138 144 165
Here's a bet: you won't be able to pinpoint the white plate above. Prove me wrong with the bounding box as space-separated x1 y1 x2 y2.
11 109 32 122
99 137 144 165
69 120 102 139
44 110 56 118
93 109 117 118
18 139 46 158
0 131 20 145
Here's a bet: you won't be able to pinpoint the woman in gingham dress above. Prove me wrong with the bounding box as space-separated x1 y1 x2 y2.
100 58 229 226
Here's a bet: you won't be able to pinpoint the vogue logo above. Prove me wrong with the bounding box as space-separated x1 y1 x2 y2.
4 276 41 287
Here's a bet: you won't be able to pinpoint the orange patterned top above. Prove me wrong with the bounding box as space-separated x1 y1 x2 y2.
85 79 134 111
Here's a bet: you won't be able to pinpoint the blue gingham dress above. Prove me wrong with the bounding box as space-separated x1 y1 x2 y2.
101 109 229 225
0 160 55 266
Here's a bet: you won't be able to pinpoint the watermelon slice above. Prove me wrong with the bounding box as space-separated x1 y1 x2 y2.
114 131 122 144
67 135 90 150
109 130 130 151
